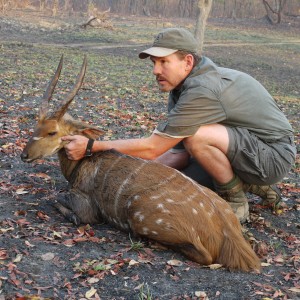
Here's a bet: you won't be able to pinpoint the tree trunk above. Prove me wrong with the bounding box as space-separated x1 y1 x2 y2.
194 0 213 54
129 0 137 15
143 0 151 17
262 0 287 24
52 0 59 17
39 0 45 11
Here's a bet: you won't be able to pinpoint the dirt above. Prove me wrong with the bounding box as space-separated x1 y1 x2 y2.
0 10 300 300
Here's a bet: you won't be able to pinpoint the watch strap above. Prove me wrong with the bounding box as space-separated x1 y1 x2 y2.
85 138 94 157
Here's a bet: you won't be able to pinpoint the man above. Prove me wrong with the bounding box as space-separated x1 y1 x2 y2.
62 28 296 223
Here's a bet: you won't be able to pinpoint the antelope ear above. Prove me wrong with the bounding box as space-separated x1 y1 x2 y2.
69 119 104 139
80 128 105 139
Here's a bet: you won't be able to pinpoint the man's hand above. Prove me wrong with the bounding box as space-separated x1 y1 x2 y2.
61 135 89 160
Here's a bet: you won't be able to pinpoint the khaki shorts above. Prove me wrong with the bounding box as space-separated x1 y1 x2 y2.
226 127 296 185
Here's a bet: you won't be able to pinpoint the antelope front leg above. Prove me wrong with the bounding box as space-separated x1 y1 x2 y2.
53 193 81 225
53 188 100 225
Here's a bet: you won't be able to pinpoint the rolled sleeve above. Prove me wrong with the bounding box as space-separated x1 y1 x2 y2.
155 122 198 138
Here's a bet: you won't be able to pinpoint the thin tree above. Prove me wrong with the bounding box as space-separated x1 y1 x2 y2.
194 0 213 54
52 0 59 17
39 0 46 11
0 0 5 14
262 0 287 24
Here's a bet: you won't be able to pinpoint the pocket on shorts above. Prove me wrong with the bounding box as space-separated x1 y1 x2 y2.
234 145 268 179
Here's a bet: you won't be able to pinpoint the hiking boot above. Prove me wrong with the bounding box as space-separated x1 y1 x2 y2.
243 184 281 209
215 176 249 223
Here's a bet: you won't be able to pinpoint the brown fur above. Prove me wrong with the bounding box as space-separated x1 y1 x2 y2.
21 116 261 272
59 148 261 272
42 137 260 271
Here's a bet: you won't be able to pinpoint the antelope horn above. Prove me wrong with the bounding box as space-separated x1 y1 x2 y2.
39 54 64 120
54 55 87 120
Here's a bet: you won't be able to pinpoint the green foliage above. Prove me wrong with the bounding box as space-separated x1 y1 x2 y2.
129 234 144 252
138 283 153 300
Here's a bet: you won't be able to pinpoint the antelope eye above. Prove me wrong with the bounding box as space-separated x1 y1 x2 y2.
48 132 57 136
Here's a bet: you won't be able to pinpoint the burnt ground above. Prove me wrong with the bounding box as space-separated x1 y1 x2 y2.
0 10 300 300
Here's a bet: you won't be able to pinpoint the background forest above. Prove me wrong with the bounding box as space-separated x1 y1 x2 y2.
1 0 300 21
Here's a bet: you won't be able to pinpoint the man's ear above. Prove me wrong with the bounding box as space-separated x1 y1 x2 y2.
185 54 194 71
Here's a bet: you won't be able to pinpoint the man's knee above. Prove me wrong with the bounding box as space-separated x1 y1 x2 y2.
183 124 230 155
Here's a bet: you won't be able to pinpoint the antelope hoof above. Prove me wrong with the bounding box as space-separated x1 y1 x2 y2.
69 213 81 226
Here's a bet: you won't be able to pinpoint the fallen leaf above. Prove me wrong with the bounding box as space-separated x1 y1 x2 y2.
85 286 97 298
128 259 139 266
52 231 62 239
274 255 285 263
284 273 291 281
131 274 139 281
208 263 223 270
195 291 209 299
13 254 23 263
69 253 81 261
0 226 14 233
14 210 27 216
25 240 35 248
94 264 108 271
34 172 52 181
15 188 29 195
272 290 284 297
170 274 180 281
73 236 88 243
16 218 30 226
0 249 8 260
254 241 269 258
88 277 100 284
41 252 55 261
63 239 75 247
289 287 300 293
167 259 183 267
106 259 119 265
36 211 50 221
134 283 144 290
1 143 12 149
10 278 21 286
261 262 271 267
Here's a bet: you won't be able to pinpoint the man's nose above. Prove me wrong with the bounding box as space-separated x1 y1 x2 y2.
152 64 161 76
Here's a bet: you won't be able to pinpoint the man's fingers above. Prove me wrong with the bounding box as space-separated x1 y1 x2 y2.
61 135 75 141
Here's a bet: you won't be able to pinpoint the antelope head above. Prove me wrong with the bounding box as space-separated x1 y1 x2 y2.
21 55 103 163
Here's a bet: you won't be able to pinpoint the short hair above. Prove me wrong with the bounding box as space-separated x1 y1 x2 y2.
176 50 201 67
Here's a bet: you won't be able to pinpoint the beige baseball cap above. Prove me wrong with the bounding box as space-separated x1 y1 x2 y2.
139 28 198 59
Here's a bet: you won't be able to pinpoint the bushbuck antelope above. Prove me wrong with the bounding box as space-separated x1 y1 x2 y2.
21 56 261 272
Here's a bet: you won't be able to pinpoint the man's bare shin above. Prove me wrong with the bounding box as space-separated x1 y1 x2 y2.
192 145 234 184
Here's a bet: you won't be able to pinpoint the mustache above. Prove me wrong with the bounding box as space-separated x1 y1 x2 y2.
156 76 167 81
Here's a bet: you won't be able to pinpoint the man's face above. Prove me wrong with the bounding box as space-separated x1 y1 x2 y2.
150 53 193 92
